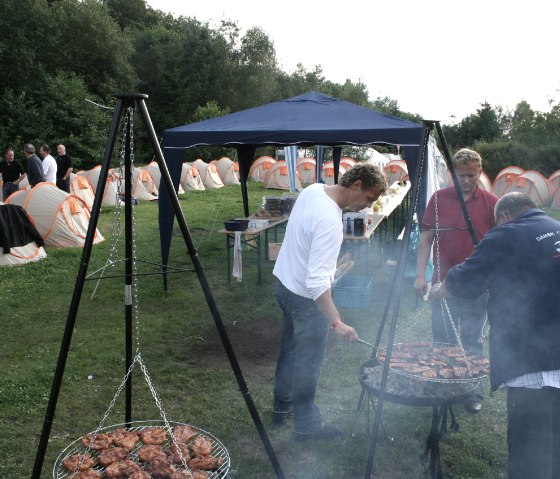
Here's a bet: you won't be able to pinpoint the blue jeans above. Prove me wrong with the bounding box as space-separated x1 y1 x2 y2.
273 282 330 434
432 292 488 400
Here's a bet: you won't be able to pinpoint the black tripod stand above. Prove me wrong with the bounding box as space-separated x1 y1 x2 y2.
32 93 285 478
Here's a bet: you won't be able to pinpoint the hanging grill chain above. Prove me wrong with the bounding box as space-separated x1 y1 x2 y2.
88 113 128 299
431 141 474 377
76 108 195 478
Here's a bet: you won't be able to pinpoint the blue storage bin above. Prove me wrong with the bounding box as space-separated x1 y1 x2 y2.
333 275 373 308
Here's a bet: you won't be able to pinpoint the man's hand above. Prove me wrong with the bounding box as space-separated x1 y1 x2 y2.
428 281 449 302
414 275 428 296
333 322 358 341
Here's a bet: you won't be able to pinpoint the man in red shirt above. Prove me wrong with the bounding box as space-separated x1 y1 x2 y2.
414 148 498 413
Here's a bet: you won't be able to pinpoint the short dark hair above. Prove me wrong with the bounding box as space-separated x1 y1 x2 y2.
40 143 50 154
494 192 536 219
338 162 387 193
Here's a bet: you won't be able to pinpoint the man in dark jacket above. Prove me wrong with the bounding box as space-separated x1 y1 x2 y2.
431 192 560 479
23 143 45 187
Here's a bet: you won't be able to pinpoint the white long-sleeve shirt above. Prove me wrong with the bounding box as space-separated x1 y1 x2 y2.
273 183 343 300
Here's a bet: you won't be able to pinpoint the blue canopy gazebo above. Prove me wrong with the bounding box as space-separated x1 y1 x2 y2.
159 91 424 270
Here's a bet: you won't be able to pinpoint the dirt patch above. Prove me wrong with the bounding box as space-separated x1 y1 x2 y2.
187 317 337 382
187 317 283 380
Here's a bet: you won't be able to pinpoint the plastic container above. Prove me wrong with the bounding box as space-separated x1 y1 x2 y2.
223 219 249 231
333 275 373 308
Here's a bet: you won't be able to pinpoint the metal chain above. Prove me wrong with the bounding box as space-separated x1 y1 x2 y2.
431 142 473 375
88 112 128 299
83 109 194 477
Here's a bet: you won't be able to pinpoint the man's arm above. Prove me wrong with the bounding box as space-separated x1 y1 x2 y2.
315 289 358 341
414 229 435 296
63 167 72 180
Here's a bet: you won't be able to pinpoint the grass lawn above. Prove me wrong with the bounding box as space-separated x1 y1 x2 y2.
2 180 557 479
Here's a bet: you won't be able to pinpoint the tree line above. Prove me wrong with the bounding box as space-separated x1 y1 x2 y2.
1 0 558 179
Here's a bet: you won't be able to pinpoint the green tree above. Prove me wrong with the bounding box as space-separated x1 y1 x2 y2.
233 27 279 106
443 102 504 149
48 0 136 98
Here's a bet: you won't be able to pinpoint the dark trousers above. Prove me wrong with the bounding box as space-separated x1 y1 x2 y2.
2 182 18 201
431 292 487 355
431 293 487 401
56 177 70 193
273 281 330 434
507 386 560 479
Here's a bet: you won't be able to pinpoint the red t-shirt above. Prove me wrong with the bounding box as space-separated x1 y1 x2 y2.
422 186 498 280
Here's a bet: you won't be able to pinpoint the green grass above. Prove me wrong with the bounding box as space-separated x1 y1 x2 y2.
1 183 558 479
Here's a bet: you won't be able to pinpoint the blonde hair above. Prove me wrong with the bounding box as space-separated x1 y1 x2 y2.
453 148 482 168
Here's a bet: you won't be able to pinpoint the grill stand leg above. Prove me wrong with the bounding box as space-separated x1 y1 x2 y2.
420 406 444 479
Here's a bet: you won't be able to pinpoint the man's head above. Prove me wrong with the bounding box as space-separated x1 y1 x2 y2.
338 163 387 211
39 144 50 159
494 192 536 226
452 148 482 197
57 144 66 156
23 143 35 157
4 148 14 162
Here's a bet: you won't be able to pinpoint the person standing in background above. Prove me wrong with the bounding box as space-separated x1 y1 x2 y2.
39 144 57 184
23 144 45 187
414 148 499 413
0 148 26 201
55 144 73 193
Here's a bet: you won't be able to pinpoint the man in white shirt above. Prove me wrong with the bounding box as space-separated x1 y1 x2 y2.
39 144 57 184
272 163 387 441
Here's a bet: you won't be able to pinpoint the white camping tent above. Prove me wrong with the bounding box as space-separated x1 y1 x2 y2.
0 203 47 266
321 161 347 185
550 187 560 210
548 170 560 194
214 157 240 185
503 170 551 206
81 166 119 206
263 160 302 190
296 157 317 184
180 163 205 191
5 183 104 248
492 166 524 197
367 149 390 169
191 159 224 189
146 161 162 189
249 156 276 181
109 167 158 201
340 157 357 170
383 159 409 184
69 174 95 209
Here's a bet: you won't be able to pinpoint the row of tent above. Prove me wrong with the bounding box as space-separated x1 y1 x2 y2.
0 157 243 266
478 167 560 209
248 156 409 189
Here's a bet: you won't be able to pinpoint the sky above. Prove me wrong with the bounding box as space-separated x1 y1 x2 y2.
146 0 559 124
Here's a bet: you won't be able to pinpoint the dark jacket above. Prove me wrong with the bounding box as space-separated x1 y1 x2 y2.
446 209 560 390
0 204 44 252
27 154 45 186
